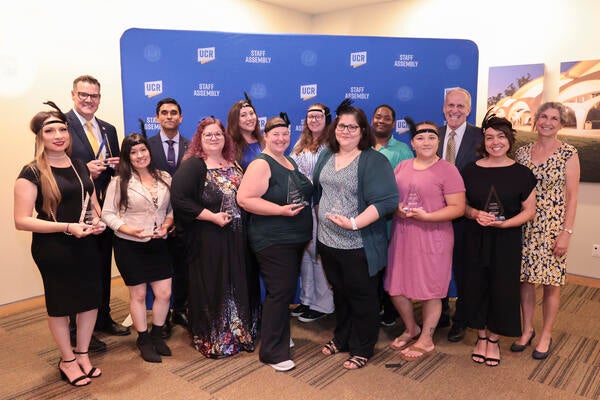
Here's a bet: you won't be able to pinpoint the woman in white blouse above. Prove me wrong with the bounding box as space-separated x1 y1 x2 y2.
289 103 334 322
102 133 174 363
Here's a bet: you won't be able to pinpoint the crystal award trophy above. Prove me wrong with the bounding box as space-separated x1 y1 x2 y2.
287 175 309 209
220 189 241 219
80 192 94 225
484 185 505 221
403 184 421 211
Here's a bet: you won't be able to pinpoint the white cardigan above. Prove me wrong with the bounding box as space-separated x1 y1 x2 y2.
102 171 173 242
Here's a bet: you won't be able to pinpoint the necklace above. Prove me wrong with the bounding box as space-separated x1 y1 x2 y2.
140 175 159 207
207 156 228 168
49 158 89 229
46 153 67 160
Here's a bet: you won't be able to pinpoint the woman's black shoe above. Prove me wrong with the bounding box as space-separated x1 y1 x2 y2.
151 324 172 356
58 358 90 387
510 330 536 352
136 331 162 363
532 338 552 360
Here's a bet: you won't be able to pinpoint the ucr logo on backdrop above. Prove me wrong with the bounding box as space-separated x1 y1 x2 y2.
121 29 478 156
300 84 318 101
350 51 367 68
144 80 162 99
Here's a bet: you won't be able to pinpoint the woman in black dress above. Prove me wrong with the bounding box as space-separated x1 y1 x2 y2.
461 114 536 366
14 103 106 387
171 117 259 358
102 134 173 363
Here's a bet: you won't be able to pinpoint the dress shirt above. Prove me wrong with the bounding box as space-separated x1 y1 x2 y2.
441 122 466 160
72 109 107 158
160 131 180 165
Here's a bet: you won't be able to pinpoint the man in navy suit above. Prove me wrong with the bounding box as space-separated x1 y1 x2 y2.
147 97 190 337
66 75 130 352
436 88 481 342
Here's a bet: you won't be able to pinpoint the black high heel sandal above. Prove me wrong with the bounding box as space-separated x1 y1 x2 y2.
471 336 487 364
58 358 90 387
73 350 102 378
485 338 501 367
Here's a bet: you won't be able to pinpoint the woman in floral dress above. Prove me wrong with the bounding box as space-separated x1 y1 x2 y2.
513 102 580 360
171 117 259 358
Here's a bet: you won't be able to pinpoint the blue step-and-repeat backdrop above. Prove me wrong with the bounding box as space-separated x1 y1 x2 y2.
120 28 479 147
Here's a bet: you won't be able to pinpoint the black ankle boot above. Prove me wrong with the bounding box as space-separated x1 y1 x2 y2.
150 324 172 356
137 331 161 363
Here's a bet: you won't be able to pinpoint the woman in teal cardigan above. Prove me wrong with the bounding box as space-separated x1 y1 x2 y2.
312 100 398 369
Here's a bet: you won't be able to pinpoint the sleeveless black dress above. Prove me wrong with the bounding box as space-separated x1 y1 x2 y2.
18 160 102 317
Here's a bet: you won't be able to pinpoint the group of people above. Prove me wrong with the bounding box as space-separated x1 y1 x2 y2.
14 76 580 386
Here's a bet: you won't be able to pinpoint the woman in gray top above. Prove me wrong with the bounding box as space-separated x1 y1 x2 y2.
312 100 398 370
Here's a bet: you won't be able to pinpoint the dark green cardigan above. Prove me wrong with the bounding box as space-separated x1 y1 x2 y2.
312 148 399 276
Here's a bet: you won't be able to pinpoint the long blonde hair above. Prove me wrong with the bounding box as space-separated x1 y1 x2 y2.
29 110 72 217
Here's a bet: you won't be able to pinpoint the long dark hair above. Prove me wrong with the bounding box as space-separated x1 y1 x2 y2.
116 133 170 211
226 100 264 162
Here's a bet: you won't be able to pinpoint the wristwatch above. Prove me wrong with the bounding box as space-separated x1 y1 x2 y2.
563 228 573 235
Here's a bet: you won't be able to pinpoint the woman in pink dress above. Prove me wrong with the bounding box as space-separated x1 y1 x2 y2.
385 120 465 361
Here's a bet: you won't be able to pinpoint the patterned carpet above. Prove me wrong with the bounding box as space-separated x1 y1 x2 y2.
1 283 599 400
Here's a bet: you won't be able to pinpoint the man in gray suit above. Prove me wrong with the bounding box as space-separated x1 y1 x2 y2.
436 88 481 342
147 98 190 337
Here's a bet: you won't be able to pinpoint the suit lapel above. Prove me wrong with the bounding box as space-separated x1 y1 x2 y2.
153 137 169 170
437 126 447 158
68 111 96 159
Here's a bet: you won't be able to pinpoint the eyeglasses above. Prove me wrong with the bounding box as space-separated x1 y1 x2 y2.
307 113 324 121
336 123 360 133
202 132 224 139
77 92 101 101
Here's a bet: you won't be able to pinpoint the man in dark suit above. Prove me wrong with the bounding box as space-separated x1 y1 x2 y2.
66 75 130 351
436 88 481 342
147 97 190 337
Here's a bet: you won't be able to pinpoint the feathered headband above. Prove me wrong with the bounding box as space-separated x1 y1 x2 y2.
242 91 253 108
41 101 68 128
481 108 514 134
264 112 291 133
335 98 353 116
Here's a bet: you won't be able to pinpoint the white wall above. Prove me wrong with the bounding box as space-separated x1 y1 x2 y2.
2 0 598 305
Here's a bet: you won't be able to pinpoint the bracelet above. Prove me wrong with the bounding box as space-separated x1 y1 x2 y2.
64 223 73 236
350 217 358 231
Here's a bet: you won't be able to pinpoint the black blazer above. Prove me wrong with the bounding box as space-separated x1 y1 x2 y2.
147 133 190 176
437 123 481 172
66 109 120 201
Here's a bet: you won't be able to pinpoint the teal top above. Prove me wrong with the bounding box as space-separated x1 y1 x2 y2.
247 153 313 252
376 137 414 169
375 136 413 238
313 148 399 276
